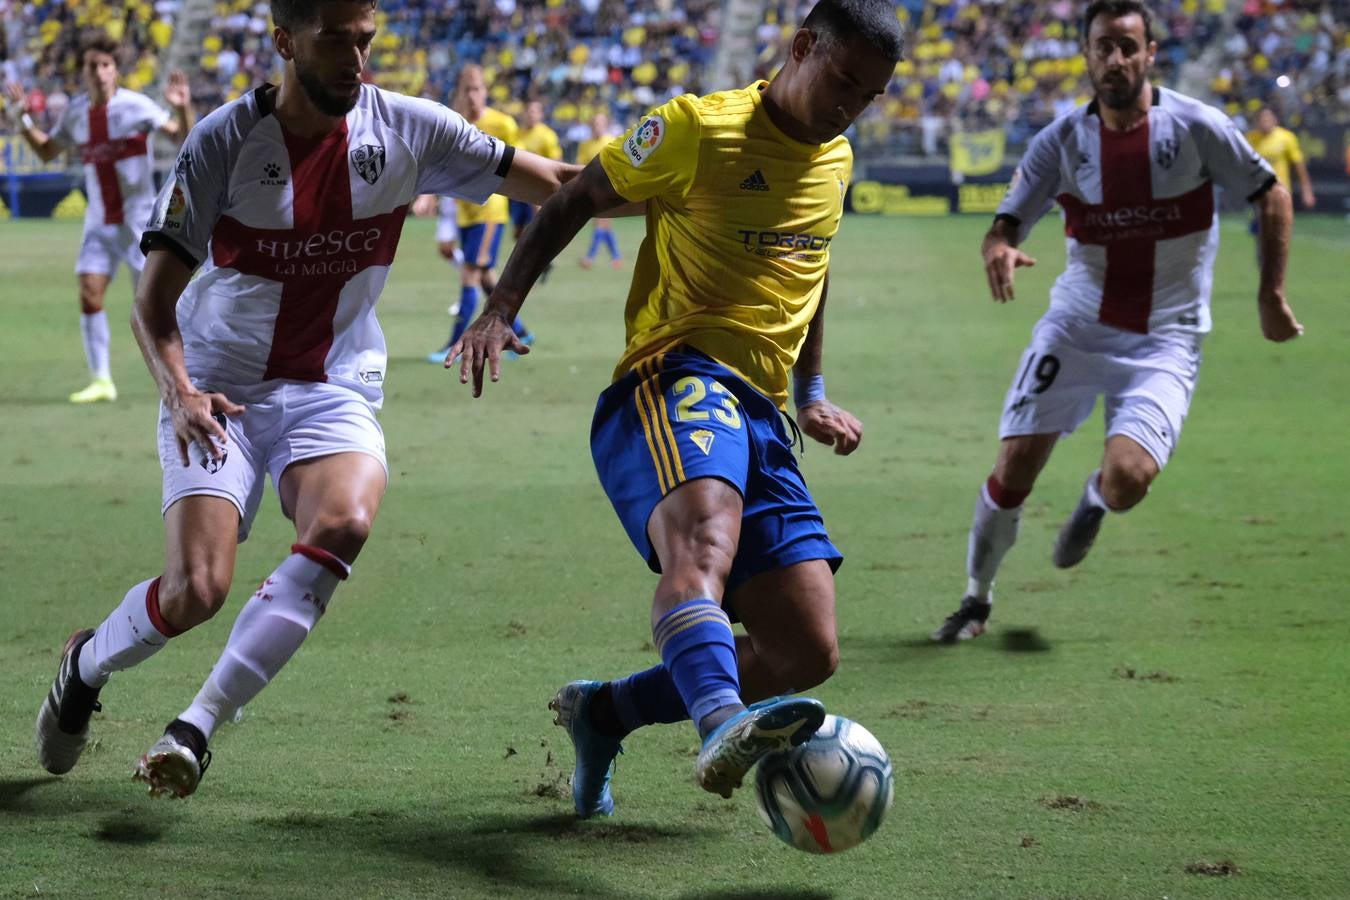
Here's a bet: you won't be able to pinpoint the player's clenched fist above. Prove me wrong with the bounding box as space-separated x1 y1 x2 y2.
1258 291 1304 343
798 401 863 456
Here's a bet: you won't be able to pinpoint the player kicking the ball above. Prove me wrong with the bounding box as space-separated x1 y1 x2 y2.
932 0 1302 643
34 0 579 797
450 0 903 814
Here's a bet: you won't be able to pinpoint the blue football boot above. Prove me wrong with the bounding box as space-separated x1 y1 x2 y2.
549 680 621 817
694 696 825 798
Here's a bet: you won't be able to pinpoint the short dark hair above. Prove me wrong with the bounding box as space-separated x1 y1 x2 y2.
802 0 906 63
271 0 377 30
79 34 121 65
1083 0 1155 44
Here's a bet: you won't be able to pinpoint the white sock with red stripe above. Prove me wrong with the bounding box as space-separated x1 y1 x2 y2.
178 544 349 742
966 476 1029 601
78 577 179 688
80 311 111 381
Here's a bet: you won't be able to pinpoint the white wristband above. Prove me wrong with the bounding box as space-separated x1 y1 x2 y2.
20 112 35 130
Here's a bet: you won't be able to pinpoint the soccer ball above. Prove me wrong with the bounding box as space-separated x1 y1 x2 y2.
754 714 894 854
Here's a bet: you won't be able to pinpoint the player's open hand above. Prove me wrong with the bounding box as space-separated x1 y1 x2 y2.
169 388 246 467
984 243 1036 303
3 82 28 123
446 309 530 397
1258 291 1303 342
164 70 191 110
797 401 863 456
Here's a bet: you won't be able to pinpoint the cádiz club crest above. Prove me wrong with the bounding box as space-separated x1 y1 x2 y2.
351 144 386 185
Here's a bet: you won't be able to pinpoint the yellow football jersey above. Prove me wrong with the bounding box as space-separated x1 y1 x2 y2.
458 106 519 227
1247 126 1304 189
599 82 853 408
577 136 609 166
520 122 563 161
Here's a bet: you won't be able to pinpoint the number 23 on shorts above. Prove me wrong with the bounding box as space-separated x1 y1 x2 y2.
670 376 742 428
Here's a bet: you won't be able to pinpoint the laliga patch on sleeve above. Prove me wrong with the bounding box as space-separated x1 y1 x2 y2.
623 116 665 168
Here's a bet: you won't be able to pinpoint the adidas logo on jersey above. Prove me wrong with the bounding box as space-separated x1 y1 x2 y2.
739 170 770 191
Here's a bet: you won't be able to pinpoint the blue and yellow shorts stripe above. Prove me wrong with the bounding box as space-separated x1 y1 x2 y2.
590 347 842 593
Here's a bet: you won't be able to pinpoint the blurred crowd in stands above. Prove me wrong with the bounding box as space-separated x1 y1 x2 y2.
3 0 1347 161
2 0 180 132
758 0 1349 155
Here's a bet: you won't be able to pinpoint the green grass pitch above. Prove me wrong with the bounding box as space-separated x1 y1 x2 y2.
1 212 1347 898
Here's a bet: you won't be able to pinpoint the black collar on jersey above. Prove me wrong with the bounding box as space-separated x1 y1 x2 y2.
253 84 276 117
1086 85 1161 119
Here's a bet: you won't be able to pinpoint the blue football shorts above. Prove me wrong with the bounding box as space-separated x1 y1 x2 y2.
509 199 535 231
460 222 505 269
590 347 842 594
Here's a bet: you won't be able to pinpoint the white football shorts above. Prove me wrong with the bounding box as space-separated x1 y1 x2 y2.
158 380 388 541
435 212 459 245
75 223 146 278
998 311 1203 469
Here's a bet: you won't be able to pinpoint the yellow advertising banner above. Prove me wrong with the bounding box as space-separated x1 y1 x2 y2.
0 135 66 175
950 129 1006 177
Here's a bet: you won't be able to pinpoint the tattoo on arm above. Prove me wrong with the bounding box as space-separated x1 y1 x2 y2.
486 159 627 319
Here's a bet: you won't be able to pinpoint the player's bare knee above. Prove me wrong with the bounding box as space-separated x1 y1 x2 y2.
78 287 104 314
1101 464 1152 510
302 509 373 558
160 567 232 628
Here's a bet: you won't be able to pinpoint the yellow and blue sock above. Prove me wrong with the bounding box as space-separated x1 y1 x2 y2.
653 598 742 738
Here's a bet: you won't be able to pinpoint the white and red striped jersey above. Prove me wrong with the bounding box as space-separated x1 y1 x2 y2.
49 88 171 228
142 84 512 404
998 86 1276 335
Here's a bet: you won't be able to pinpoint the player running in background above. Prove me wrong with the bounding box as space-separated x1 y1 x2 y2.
512 99 563 283
426 64 533 364
931 0 1302 643
449 0 903 814
33 0 578 798
4 36 193 404
575 111 623 270
1246 107 1316 257
512 99 563 240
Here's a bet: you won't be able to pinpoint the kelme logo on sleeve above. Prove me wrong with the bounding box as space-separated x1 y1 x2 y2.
624 116 664 167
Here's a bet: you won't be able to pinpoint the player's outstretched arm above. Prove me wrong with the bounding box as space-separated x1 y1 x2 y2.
982 214 1036 303
448 158 629 396
1252 183 1302 342
498 150 583 206
3 83 63 162
131 248 244 466
794 274 863 456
